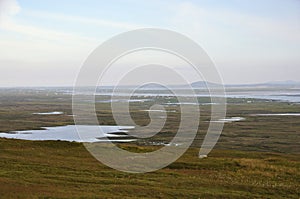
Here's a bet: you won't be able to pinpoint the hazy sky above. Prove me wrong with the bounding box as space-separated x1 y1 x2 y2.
0 0 299 86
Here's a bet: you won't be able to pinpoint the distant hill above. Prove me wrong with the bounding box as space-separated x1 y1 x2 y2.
190 81 221 88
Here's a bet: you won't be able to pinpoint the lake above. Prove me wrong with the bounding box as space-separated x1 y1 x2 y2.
0 125 135 143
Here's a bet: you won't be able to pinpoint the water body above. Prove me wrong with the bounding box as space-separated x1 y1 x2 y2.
219 117 245 122
96 99 153 103
210 117 245 123
142 110 177 113
33 111 64 115
251 113 300 116
225 92 300 103
42 86 300 103
164 102 199 105
76 89 300 103
0 125 135 143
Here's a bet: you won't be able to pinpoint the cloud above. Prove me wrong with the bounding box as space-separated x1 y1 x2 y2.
2 20 97 44
0 0 98 44
0 0 99 63
0 0 20 25
25 10 142 30
0 0 143 86
0 0 143 63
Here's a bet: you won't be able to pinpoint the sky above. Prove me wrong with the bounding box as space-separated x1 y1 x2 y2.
0 0 299 86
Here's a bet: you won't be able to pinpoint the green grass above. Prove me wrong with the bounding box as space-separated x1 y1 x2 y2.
0 138 299 199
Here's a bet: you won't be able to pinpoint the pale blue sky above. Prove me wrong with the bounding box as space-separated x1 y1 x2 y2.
0 0 299 86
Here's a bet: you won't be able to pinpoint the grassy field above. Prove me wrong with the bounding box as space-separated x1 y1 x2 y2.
0 139 299 198
0 88 299 198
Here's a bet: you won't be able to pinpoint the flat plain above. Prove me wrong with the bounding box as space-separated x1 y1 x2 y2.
0 88 299 198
